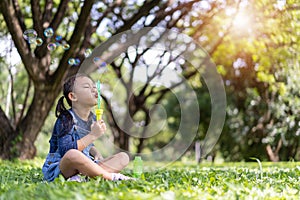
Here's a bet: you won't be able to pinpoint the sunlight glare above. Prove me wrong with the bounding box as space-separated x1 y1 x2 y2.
233 12 250 27
232 11 253 34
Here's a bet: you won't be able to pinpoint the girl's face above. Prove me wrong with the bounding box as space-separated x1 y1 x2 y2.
71 76 98 107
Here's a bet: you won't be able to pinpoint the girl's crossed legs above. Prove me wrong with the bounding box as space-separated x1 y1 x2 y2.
59 149 129 180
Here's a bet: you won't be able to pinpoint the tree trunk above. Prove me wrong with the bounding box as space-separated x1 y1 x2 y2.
0 86 59 159
137 138 145 154
119 130 129 151
0 105 14 159
266 139 282 162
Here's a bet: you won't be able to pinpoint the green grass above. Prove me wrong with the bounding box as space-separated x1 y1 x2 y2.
0 158 300 200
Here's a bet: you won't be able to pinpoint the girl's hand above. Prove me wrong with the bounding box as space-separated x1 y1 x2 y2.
90 120 106 138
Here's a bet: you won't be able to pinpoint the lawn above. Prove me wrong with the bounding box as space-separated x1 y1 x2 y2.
0 158 299 200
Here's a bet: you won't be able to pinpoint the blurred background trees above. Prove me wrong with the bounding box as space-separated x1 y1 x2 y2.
0 0 299 162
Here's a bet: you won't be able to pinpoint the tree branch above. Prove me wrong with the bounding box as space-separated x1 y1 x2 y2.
6 65 16 124
51 0 95 86
12 0 26 30
0 0 34 77
35 0 70 59
101 95 121 139
42 0 53 24
50 0 70 31
31 0 42 33
115 0 161 34
92 1 120 33
111 59 127 89
17 78 32 128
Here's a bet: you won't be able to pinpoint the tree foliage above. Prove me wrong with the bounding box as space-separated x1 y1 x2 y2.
0 0 211 159
1 0 299 162
160 0 300 162
211 0 300 161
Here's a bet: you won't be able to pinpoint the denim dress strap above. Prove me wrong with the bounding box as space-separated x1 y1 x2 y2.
68 109 94 160
67 109 78 127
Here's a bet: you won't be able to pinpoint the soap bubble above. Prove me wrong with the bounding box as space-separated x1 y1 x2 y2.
55 42 61 47
23 29 37 41
93 57 107 67
28 38 36 44
47 43 56 51
68 58 80 66
62 42 70 50
74 58 81 66
93 57 107 73
84 48 92 57
36 38 43 46
68 58 76 65
44 27 54 38
55 35 62 42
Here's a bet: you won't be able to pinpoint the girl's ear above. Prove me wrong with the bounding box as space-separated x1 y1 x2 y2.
68 92 77 102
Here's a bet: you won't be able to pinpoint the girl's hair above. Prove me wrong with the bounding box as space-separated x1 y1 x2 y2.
55 73 89 117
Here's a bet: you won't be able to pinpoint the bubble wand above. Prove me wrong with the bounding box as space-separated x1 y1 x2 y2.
95 80 103 121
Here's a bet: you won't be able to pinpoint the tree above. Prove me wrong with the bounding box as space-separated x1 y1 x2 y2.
210 0 300 161
2 0 221 159
158 0 300 162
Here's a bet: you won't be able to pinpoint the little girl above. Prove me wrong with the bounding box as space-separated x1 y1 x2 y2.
42 73 133 182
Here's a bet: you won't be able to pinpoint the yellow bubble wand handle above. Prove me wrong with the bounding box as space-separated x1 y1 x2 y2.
96 80 103 121
95 108 103 121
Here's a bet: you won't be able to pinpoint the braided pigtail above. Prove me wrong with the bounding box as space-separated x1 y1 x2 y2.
55 96 67 117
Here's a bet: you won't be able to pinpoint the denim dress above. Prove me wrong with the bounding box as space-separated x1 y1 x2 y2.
42 109 96 182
